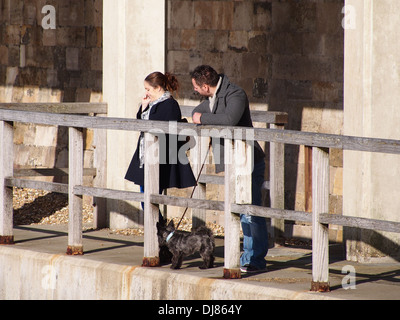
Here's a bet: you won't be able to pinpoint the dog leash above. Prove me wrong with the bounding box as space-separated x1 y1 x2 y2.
166 138 212 242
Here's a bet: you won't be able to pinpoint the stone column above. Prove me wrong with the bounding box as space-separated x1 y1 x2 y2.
343 0 400 262
103 0 166 228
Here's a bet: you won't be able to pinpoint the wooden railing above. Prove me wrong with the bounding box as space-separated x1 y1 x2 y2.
1 103 400 292
0 102 287 256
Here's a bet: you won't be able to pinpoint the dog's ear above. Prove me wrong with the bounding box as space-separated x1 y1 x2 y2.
158 219 167 227
167 220 175 229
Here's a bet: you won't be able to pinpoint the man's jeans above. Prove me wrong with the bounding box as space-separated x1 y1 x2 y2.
240 160 269 269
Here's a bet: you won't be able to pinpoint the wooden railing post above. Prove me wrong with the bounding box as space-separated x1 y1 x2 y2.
142 132 160 267
224 136 252 279
191 135 208 228
311 146 330 292
270 123 285 243
0 121 14 245
93 113 107 229
67 127 84 255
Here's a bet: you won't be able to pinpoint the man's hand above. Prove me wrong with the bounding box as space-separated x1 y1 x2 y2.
192 112 202 124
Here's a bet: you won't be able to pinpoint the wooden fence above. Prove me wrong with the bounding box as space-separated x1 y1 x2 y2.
1 103 400 292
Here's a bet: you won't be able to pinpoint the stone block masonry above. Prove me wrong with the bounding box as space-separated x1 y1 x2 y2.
0 0 103 172
167 0 344 226
167 0 272 104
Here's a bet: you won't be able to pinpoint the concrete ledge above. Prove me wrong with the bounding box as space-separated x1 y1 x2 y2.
0 245 335 300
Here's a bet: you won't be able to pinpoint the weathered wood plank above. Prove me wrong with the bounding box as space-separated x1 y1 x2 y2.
1 109 400 154
270 123 285 241
0 103 107 114
233 205 400 235
74 185 143 202
198 174 224 185
150 194 224 211
319 213 400 234
5 178 68 194
180 105 288 124
67 127 84 255
311 147 330 292
231 204 312 223
234 140 252 205
0 121 14 244
191 136 209 228
143 132 160 267
254 129 400 155
223 138 242 279
92 113 108 229
14 168 96 177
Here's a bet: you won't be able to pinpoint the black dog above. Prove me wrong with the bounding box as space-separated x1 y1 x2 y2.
157 220 215 269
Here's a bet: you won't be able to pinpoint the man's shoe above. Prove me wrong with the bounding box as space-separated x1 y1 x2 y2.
240 264 267 274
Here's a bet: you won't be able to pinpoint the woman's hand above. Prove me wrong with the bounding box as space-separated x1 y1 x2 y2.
142 94 151 109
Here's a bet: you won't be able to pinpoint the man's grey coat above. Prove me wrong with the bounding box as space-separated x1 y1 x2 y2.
192 75 265 173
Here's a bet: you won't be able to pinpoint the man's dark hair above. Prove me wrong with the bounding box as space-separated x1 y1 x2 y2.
190 65 220 87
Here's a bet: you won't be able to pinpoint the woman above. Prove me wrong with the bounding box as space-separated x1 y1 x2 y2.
125 71 196 195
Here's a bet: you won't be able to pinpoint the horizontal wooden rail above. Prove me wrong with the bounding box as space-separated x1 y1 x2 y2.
198 174 270 190
232 204 312 223
180 105 288 124
232 204 400 234
14 168 96 177
74 186 143 202
150 194 224 212
319 213 400 234
198 174 224 185
6 178 68 194
1 109 400 154
0 103 107 114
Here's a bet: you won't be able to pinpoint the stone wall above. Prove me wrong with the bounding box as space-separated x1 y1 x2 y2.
167 0 345 231
168 0 271 104
268 0 344 217
0 0 102 174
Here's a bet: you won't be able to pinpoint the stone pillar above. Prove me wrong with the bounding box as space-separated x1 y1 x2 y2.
103 0 166 228
343 0 400 262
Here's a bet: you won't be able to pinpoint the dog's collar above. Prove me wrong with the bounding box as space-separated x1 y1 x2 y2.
166 231 175 243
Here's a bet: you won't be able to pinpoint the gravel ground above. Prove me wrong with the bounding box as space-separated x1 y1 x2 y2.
12 188 225 237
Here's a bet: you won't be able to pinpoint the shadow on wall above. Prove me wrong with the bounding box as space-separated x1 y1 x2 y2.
266 0 345 212
344 227 400 263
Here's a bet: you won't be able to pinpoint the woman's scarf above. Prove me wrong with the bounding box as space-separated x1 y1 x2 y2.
139 91 172 168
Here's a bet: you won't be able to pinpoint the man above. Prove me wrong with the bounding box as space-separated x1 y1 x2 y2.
191 65 268 273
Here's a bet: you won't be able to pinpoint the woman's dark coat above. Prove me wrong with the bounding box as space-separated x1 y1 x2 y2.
124 98 196 190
